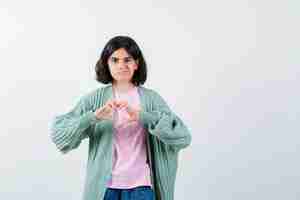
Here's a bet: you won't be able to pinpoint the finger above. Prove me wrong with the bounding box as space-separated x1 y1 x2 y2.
119 102 128 110
114 100 124 109
127 114 137 122
107 105 115 112
107 101 116 110
112 100 118 107
126 104 135 112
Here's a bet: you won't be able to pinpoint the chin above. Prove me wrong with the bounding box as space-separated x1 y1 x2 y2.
114 77 132 83
115 75 133 81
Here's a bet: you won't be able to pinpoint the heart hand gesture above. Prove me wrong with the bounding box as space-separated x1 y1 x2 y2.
94 100 140 122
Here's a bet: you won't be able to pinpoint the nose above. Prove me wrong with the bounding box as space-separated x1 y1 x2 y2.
116 60 128 69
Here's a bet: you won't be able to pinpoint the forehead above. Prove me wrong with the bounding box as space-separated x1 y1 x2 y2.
110 48 132 58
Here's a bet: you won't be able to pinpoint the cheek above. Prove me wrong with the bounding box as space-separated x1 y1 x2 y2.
108 67 114 75
108 68 118 78
132 63 138 70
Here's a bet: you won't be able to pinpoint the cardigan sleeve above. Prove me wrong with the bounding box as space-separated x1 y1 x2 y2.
139 90 192 151
49 95 100 154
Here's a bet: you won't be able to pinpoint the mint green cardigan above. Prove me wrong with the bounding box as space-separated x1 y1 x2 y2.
50 84 192 200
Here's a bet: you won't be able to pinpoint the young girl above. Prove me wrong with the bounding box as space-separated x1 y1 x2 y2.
50 35 191 200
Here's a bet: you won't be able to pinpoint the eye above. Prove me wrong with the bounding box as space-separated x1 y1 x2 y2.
111 58 118 63
124 58 133 63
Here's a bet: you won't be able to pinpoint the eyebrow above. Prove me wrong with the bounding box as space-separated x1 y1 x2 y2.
110 56 133 60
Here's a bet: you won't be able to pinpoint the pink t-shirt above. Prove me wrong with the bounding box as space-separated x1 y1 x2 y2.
106 86 152 189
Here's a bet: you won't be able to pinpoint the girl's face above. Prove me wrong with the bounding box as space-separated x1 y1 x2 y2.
107 48 139 84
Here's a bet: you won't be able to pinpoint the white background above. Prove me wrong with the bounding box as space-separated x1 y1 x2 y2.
0 0 299 199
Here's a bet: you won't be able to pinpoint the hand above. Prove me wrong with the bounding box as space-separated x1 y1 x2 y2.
112 100 128 111
110 100 141 123
125 103 141 122
94 100 141 122
94 100 116 120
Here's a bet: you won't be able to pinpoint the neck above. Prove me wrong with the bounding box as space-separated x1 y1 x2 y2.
112 81 135 93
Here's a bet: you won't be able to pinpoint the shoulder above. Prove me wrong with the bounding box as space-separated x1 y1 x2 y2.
79 85 108 105
139 86 165 102
83 86 103 98
139 85 159 96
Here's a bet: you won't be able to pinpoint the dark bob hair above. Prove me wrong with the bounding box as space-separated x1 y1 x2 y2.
95 35 147 86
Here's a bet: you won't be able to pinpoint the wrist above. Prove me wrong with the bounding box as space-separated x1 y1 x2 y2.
94 111 103 120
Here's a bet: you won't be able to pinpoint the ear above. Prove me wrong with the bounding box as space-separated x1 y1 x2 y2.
134 60 139 70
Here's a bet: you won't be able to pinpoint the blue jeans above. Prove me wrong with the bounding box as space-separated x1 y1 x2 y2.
103 186 155 200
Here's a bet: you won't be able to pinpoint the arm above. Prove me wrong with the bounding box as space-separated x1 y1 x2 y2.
139 90 192 151
49 95 99 154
